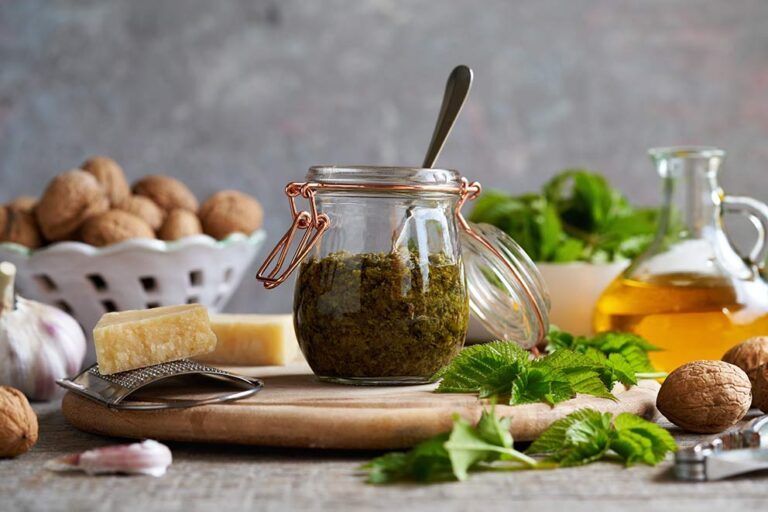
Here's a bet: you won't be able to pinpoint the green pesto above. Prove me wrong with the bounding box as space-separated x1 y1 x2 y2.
294 250 469 379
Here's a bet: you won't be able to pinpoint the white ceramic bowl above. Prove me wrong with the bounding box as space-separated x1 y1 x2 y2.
467 260 628 341
0 230 267 354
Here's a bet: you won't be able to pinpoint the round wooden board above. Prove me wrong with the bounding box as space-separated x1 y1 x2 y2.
62 362 660 450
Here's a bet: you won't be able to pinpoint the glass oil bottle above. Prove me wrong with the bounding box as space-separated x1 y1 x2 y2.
594 147 768 372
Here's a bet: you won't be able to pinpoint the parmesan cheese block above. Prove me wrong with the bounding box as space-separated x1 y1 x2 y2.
93 304 217 375
196 314 298 366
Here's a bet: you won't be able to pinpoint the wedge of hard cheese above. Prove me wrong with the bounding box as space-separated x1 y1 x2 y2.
93 304 217 375
196 314 298 366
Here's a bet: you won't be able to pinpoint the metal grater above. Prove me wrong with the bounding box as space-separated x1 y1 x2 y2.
57 359 263 410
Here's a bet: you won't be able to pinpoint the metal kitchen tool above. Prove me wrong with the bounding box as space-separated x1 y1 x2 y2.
675 415 768 481
58 359 263 411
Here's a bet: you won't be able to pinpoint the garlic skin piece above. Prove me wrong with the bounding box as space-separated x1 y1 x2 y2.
45 440 172 477
0 262 86 401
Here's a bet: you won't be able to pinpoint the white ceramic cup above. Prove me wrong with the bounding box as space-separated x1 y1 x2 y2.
467 260 629 341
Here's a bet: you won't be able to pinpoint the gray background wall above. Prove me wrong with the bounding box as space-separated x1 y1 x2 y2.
1 0 767 314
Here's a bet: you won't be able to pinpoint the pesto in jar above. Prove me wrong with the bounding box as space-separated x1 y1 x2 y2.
294 250 469 380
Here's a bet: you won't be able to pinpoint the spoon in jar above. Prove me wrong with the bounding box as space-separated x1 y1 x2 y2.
422 64 473 168
391 65 474 251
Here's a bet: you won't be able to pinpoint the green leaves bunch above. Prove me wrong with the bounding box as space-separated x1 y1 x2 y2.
546 327 662 376
468 169 660 263
432 328 664 406
527 409 677 467
362 408 677 484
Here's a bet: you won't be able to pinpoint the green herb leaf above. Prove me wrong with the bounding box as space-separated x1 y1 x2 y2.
527 409 677 467
611 413 677 466
469 169 662 263
362 434 454 484
546 327 660 375
433 341 529 392
362 408 540 484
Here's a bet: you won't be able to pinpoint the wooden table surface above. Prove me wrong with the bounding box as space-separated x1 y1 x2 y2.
2 401 767 512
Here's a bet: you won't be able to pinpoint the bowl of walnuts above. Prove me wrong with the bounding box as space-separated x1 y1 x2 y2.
0 156 266 335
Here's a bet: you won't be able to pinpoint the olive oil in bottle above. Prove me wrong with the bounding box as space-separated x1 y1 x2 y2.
594 272 768 373
593 147 768 373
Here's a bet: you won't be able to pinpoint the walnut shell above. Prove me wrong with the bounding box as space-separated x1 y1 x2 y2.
199 190 263 240
657 360 751 434
116 195 165 231
133 175 198 212
722 337 768 386
752 364 768 413
80 210 155 247
81 156 130 206
0 386 38 458
0 207 43 249
35 170 110 241
8 196 37 213
158 208 202 241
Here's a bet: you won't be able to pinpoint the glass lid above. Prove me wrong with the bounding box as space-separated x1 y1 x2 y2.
462 222 551 349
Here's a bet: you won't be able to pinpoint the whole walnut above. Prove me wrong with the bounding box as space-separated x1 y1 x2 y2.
722 337 768 387
158 208 202 241
0 207 43 249
81 156 130 206
35 170 110 241
199 190 263 240
752 364 768 413
8 196 37 213
657 360 751 434
116 195 165 231
0 386 38 458
133 175 198 212
80 210 155 247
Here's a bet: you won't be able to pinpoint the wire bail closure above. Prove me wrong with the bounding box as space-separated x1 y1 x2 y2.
256 182 330 289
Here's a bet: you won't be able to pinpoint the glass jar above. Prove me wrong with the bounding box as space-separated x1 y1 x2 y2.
594 147 768 372
258 166 550 385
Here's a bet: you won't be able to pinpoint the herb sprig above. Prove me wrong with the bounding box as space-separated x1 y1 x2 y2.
468 169 660 263
362 408 676 484
527 409 677 467
432 330 663 406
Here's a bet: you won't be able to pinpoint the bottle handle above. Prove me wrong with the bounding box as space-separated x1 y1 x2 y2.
722 194 768 267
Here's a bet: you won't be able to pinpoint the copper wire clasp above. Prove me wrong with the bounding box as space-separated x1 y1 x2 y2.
455 177 482 231
256 182 330 289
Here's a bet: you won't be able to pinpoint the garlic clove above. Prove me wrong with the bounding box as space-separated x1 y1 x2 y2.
45 440 172 477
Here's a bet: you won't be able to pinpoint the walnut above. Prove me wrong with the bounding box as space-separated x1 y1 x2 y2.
133 175 198 212
80 210 155 247
8 196 37 213
722 337 768 387
199 190 263 240
115 195 165 231
81 156 130 206
0 386 38 458
35 170 110 241
752 364 768 413
158 208 202 241
0 207 43 249
656 360 751 434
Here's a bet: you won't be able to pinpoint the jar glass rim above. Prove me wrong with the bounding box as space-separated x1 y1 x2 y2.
306 165 462 187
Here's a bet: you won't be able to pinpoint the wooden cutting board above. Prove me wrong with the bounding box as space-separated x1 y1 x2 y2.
62 362 660 450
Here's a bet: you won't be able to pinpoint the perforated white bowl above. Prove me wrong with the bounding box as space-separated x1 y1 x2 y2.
0 230 266 360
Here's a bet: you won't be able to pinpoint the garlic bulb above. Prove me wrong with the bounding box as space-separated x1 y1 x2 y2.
0 262 86 400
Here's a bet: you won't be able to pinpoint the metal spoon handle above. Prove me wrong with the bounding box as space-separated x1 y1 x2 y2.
422 65 473 168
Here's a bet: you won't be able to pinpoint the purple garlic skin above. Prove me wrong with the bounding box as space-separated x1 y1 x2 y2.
46 440 173 477
0 297 86 401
